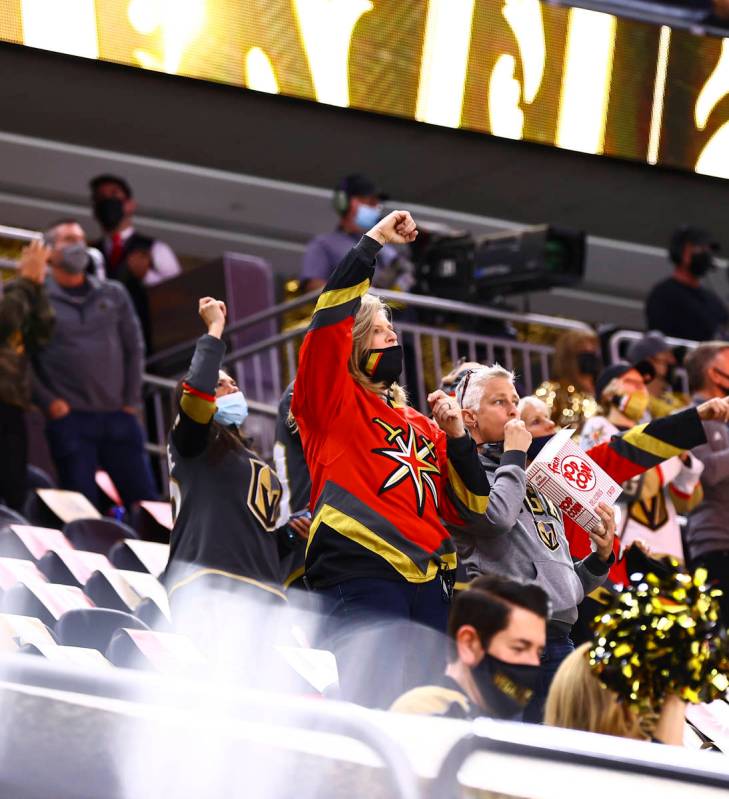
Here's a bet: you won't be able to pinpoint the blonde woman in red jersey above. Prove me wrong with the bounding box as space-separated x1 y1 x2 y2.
292 211 490 706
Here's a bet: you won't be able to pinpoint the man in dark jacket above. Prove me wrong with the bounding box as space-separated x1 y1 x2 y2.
33 220 157 510
0 240 54 509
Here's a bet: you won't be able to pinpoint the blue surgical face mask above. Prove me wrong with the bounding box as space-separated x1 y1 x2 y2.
214 391 248 428
354 203 382 230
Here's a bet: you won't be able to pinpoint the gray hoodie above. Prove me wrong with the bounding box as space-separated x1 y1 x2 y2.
33 275 144 412
450 447 610 627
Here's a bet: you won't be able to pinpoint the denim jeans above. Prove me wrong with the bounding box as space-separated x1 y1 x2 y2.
46 409 157 509
316 576 450 708
523 629 575 723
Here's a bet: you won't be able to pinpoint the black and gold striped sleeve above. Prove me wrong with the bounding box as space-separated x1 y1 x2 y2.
308 235 381 330
292 236 381 425
588 406 706 484
171 334 225 458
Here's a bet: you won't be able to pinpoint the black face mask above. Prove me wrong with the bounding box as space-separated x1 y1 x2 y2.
527 433 555 462
361 345 403 385
471 652 540 719
93 197 125 232
576 351 600 378
689 250 714 277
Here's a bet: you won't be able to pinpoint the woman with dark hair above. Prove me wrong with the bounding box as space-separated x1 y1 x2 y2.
164 297 285 652
292 210 490 706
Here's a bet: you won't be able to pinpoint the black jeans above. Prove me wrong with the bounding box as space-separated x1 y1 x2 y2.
0 401 27 511
692 550 729 624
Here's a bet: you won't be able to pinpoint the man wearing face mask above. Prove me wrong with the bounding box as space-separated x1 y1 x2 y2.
646 226 728 342
626 332 689 418
31 220 157 510
89 174 181 347
299 174 415 294
391 574 549 720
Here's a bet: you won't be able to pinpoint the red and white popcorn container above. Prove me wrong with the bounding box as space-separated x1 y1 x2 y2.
526 429 621 533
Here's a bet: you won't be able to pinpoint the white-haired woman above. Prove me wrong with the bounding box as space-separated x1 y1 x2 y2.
292 210 490 707
454 364 617 721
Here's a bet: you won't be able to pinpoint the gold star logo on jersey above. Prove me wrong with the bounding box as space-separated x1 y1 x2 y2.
372 417 441 516
247 459 282 532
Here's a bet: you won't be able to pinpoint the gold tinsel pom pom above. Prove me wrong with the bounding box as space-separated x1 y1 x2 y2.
589 560 729 714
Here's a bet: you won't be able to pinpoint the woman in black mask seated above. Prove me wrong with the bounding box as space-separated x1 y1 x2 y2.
291 210 491 708
390 574 549 720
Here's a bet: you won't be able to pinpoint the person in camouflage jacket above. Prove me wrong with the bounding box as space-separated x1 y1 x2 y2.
0 240 54 509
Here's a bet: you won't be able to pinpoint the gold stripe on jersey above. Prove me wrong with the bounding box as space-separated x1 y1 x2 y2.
621 424 684 461
314 278 370 313
307 504 457 583
167 568 287 601
180 392 216 424
447 461 490 514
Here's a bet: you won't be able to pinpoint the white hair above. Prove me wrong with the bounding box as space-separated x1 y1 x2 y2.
517 395 548 416
458 364 516 411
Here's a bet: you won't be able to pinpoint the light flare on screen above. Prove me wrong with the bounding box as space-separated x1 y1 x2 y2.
556 8 616 155
695 38 729 178
3 0 729 182
488 0 546 140
647 25 671 166
21 0 98 59
415 0 475 128
292 0 374 108
245 47 280 95
128 0 205 74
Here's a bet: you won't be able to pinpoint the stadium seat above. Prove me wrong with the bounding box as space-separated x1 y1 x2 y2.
85 568 170 621
0 524 73 561
0 613 57 650
26 464 55 491
129 502 172 543
37 549 113 588
0 505 29 526
18 640 112 668
55 607 149 653
21 490 62 528
62 518 139 555
106 627 205 674
1 580 94 628
135 596 173 632
109 538 169 576
0 558 47 591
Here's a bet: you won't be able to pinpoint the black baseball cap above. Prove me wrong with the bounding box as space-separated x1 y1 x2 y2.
626 332 672 364
595 361 655 400
669 226 719 263
335 173 389 201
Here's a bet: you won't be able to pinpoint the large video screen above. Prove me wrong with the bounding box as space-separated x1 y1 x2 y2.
2 1 729 180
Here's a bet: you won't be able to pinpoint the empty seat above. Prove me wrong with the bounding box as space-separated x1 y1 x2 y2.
85 568 170 621
109 539 169 576
0 558 47 591
55 607 149 653
63 518 139 556
0 505 28 526
1 580 94 628
129 501 172 543
38 549 113 588
0 524 73 562
26 464 56 491
135 597 173 632
106 628 205 674
0 613 56 651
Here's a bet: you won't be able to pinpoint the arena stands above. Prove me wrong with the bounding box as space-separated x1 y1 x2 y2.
4 0 729 795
